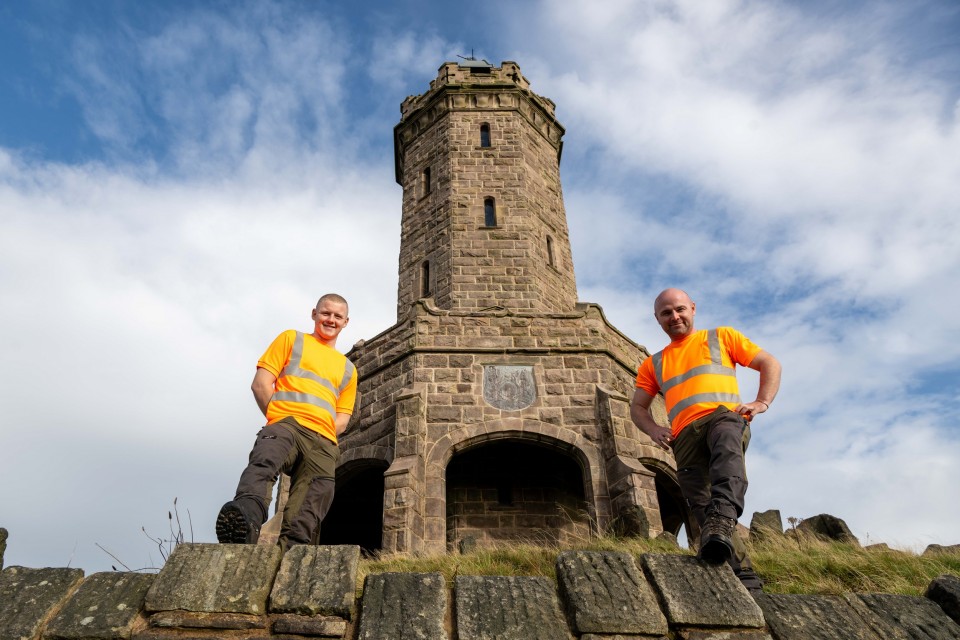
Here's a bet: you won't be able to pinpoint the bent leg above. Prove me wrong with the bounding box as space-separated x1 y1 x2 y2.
233 420 299 525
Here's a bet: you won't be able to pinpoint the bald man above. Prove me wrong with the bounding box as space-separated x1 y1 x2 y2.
631 288 781 593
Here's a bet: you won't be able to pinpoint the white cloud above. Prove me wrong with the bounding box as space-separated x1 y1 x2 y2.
2 0 958 573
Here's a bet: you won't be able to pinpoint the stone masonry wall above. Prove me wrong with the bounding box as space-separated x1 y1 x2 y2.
340 300 676 553
394 60 577 316
4 542 959 640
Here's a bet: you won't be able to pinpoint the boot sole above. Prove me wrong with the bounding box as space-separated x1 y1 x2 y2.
216 504 253 544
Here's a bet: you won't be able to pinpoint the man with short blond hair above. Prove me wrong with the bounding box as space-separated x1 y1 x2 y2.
216 294 357 549
631 288 781 592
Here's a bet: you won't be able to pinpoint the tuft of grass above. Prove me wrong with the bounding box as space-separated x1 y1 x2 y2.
751 534 960 595
356 533 960 598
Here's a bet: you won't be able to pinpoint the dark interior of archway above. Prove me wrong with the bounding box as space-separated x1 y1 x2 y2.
319 466 385 555
447 440 585 500
655 472 688 537
446 440 587 545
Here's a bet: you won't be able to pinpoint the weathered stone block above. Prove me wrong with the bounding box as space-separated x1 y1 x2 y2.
754 593 881 640
148 611 265 630
44 571 154 640
555 550 667 636
455 575 573 640
0 566 85 640
854 592 960 639
357 573 447 640
924 544 960 556
796 514 859 545
749 510 782 542
641 554 764 628
926 574 960 624
675 631 772 639
271 613 348 636
269 545 359 619
144 543 281 615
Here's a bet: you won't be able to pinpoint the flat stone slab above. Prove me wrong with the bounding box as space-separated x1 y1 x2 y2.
675 631 772 640
926 574 960 625
641 554 764 629
0 566 85 640
853 593 960 639
754 593 881 640
148 611 266 630
44 571 154 640
581 635 667 640
357 572 447 640
269 544 359 619
144 543 281 615
555 550 667 635
272 613 348 636
455 575 573 640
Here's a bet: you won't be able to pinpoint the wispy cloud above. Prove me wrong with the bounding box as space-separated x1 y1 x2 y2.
1 0 958 572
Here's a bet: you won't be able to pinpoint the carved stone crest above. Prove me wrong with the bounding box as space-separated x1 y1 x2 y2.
483 365 536 411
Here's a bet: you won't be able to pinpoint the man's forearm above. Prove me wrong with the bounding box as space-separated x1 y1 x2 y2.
756 360 782 406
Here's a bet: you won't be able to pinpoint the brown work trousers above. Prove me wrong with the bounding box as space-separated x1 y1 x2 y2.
233 416 339 548
672 406 763 590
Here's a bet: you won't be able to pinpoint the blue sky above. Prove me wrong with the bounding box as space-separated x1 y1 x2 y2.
2 0 959 573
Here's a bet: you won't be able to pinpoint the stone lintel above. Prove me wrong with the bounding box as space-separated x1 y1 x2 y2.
269 545 360 619
44 571 154 640
641 554 764 629
455 575 573 640
555 550 667 636
0 566 85 640
144 543 281 615
852 592 960 639
357 572 447 640
753 593 881 640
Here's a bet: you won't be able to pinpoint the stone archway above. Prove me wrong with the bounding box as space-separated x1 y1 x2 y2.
446 439 590 550
424 420 606 552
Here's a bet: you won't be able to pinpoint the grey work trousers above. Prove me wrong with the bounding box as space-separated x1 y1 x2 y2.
232 416 339 548
672 406 763 590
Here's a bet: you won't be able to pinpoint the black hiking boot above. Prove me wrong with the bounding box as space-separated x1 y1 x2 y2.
216 501 260 544
699 512 736 564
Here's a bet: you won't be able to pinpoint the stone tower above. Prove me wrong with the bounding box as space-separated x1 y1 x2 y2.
321 61 687 554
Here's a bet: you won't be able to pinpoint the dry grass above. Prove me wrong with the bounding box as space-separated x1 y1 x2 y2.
356 533 960 597
751 534 960 595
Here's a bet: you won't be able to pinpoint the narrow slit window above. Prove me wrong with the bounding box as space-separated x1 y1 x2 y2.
422 166 431 196
546 235 555 267
421 260 431 297
484 197 497 227
480 123 491 148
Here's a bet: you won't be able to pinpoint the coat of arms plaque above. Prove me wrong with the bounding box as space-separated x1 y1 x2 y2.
482 365 536 411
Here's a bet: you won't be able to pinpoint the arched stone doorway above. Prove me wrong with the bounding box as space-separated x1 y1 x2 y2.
445 438 591 550
320 460 388 554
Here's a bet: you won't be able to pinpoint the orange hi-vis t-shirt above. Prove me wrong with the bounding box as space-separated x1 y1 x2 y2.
635 327 762 437
257 330 357 444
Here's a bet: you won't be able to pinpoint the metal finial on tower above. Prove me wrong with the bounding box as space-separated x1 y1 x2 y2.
457 51 492 68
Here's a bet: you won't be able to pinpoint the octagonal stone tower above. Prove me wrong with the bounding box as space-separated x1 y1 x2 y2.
323 61 686 554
